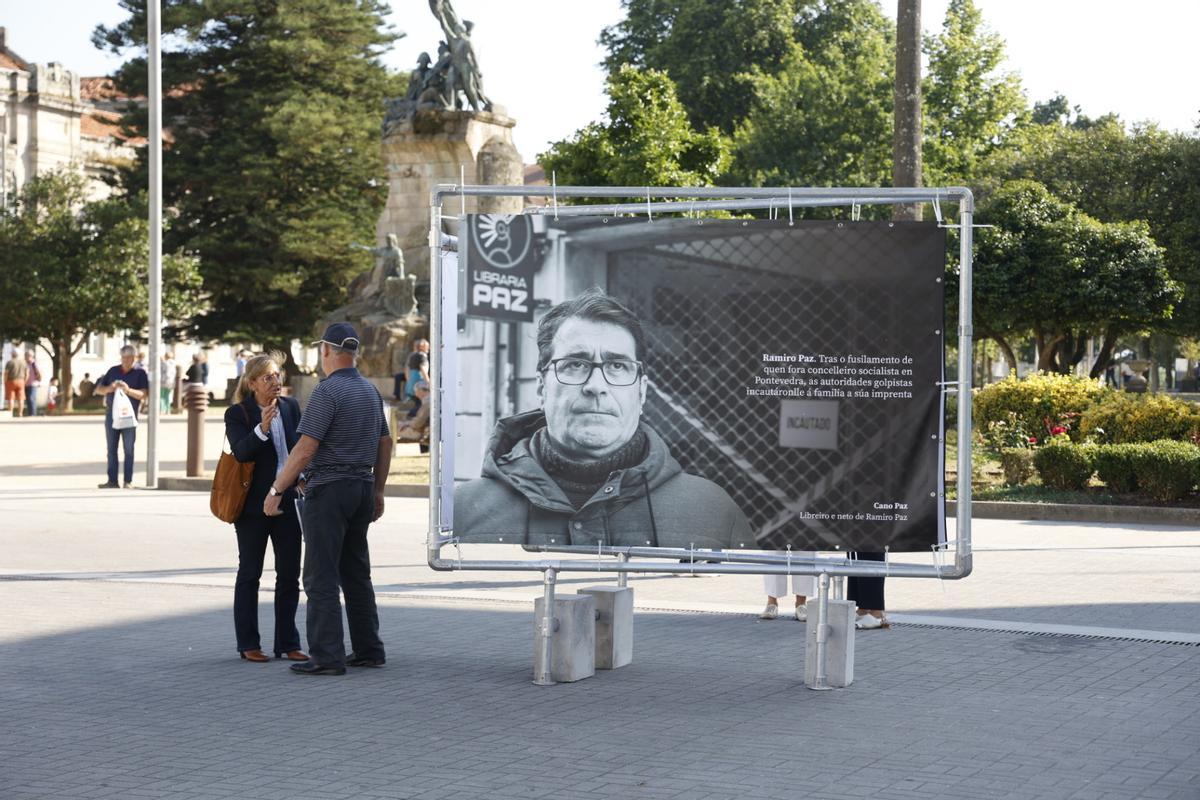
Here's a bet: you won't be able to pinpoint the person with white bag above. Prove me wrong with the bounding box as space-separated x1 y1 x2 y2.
94 345 150 488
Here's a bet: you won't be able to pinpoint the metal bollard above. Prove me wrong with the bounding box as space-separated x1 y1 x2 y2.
811 572 832 691
533 568 557 686
182 383 208 476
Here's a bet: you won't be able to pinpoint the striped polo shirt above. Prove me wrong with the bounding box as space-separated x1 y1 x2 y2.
297 367 390 488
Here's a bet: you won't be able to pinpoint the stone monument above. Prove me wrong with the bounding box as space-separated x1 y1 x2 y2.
319 0 523 376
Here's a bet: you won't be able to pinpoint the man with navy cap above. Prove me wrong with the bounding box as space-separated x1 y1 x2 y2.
265 322 392 675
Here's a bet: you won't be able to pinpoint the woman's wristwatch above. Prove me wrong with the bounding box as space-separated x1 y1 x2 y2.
268 486 281 497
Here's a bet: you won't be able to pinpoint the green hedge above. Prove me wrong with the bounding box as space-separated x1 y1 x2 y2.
998 448 1035 485
1093 444 1141 494
974 373 1107 451
1033 442 1095 490
1128 440 1200 501
1078 393 1200 444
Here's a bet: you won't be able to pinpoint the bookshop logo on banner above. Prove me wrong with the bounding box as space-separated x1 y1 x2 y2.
466 214 537 322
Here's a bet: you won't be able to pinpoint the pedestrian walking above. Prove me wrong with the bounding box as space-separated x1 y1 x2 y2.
159 351 176 414
23 351 41 417
93 345 150 488
4 351 28 417
264 323 392 676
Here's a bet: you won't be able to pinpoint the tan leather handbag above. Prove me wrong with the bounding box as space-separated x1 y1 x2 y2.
210 405 255 523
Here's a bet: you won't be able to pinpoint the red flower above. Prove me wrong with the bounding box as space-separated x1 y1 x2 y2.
1051 426 1067 435
1027 436 1038 444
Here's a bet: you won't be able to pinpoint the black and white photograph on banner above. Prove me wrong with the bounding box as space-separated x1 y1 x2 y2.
450 214 947 553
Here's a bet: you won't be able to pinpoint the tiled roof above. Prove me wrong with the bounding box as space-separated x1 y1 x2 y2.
81 109 147 146
0 51 24 72
81 76 127 102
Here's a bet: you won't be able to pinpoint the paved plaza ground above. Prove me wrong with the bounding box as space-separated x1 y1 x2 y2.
2 416 1199 799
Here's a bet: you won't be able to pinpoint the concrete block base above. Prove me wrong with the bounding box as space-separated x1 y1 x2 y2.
804 599 856 688
533 594 595 683
578 586 633 669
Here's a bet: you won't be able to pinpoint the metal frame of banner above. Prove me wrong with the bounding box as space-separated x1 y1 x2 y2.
427 185 975 687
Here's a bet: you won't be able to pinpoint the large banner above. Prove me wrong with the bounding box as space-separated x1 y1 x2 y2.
450 216 945 552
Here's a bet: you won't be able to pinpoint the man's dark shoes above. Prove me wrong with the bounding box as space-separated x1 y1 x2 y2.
97 481 120 489
346 653 385 668
290 660 346 676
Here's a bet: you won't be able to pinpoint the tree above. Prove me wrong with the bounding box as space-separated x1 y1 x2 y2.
893 0 922 220
539 66 730 189
94 0 401 354
967 180 1179 377
0 171 202 412
599 0 799 135
729 2 894 195
984 117 1200 337
922 0 1024 185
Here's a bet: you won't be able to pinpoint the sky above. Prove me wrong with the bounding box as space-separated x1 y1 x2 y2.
2 0 1198 162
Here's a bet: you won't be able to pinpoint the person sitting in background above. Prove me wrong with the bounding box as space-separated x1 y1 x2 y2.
46 378 60 414
77 373 95 402
395 381 430 449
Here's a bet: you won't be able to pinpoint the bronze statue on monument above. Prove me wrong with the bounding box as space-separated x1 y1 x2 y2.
328 0 522 381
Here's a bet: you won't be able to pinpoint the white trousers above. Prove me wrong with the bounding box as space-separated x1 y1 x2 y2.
763 557 816 599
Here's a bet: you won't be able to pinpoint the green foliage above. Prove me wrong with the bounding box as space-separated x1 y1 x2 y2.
539 66 730 190
1128 440 1200 502
729 7 894 193
599 0 799 134
1032 442 1095 491
973 372 1107 449
1092 443 1141 494
984 117 1200 337
967 180 1178 376
997 447 1035 486
0 170 203 409
95 0 400 348
1079 393 1200 444
921 0 1025 185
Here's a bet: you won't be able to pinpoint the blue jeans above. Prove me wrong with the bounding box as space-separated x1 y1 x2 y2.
24 385 37 417
104 407 137 485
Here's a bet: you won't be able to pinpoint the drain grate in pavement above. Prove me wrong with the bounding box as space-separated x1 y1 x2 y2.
893 621 1200 647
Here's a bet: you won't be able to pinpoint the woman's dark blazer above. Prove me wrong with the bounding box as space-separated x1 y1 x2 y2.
224 395 302 519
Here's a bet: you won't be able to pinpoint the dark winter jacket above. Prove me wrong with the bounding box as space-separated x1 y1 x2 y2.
454 411 753 549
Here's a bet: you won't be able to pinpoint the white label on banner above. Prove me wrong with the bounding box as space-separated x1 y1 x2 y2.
778 400 838 450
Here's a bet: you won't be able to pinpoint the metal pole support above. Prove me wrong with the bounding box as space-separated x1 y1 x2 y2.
617 552 628 588
832 575 845 601
533 568 557 686
809 572 832 691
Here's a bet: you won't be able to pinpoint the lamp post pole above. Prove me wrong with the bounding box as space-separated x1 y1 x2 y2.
146 0 163 487
0 104 8 210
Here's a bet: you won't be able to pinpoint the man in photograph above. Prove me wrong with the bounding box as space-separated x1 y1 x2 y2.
455 289 752 549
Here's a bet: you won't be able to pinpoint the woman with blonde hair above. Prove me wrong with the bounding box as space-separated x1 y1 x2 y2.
223 352 307 663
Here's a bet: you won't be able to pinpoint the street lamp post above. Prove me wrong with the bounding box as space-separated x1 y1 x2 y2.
146 0 163 487
0 103 8 210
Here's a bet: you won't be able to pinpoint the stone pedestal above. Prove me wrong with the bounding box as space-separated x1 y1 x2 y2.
533 594 596 683
578 586 633 670
804 599 856 689
379 109 523 285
